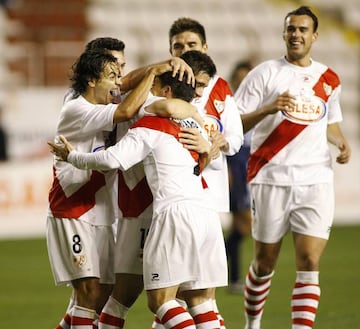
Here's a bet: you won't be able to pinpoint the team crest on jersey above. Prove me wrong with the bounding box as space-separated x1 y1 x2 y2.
323 83 332 96
282 95 326 125
203 114 224 136
213 99 225 114
73 255 87 268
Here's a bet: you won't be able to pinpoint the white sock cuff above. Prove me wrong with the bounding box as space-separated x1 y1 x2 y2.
72 305 97 319
188 300 213 316
249 263 274 281
156 300 182 319
296 271 319 284
109 296 129 314
175 297 188 309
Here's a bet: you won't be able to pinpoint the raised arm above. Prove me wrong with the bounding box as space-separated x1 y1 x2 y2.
146 99 204 126
120 57 195 92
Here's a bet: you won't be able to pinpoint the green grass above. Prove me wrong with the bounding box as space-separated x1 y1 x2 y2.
0 225 359 328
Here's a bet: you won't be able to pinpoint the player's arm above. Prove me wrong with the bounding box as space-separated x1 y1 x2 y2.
146 99 204 126
113 68 157 122
120 57 195 92
48 135 121 171
327 122 351 164
240 91 297 132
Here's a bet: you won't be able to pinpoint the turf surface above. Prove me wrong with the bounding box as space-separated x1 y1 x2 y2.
0 225 359 328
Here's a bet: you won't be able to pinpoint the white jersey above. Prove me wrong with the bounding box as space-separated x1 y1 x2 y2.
192 75 244 212
234 56 343 185
114 99 153 220
48 95 118 226
67 110 211 215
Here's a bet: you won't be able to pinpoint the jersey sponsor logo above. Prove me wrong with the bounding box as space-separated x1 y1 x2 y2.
282 95 326 125
203 114 223 136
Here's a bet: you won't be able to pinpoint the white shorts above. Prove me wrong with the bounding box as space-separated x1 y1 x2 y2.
114 216 152 275
143 202 228 291
46 216 115 285
250 183 334 243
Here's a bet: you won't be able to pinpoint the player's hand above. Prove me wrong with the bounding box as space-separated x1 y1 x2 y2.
178 127 210 154
264 91 297 115
47 135 74 161
169 57 195 86
210 131 229 153
336 139 351 164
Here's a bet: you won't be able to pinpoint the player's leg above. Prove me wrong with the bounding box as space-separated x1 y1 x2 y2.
99 217 150 329
244 240 280 329
71 225 114 328
244 184 289 329
182 288 220 328
55 294 75 329
147 286 196 329
99 273 143 329
290 183 334 329
291 234 327 329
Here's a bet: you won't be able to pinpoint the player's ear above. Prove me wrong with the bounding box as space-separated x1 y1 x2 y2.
202 42 208 53
162 85 172 98
88 78 96 88
312 31 319 42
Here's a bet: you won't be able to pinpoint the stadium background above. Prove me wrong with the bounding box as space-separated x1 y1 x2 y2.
0 0 359 238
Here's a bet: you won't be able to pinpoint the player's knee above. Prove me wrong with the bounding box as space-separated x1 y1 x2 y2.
297 254 321 271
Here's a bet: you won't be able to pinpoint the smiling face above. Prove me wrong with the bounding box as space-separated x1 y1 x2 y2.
283 14 318 66
88 61 121 105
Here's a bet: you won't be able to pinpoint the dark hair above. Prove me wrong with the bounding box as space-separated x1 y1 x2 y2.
180 50 217 77
285 6 319 32
70 49 118 95
85 37 125 52
158 72 195 102
169 17 207 45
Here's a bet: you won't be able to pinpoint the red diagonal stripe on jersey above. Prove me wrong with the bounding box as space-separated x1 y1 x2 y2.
313 67 340 103
118 170 153 217
204 77 233 118
247 120 306 182
49 167 106 218
132 116 199 163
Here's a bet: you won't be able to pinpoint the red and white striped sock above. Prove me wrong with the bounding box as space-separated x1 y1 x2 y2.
98 296 128 329
56 298 74 329
291 271 320 329
71 305 97 329
244 265 274 329
157 300 196 329
151 315 164 329
188 300 220 329
210 299 226 329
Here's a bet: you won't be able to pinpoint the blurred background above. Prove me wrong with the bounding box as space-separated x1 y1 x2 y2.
0 0 359 238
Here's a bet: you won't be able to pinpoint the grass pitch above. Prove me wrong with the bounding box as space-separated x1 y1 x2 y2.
0 225 359 328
